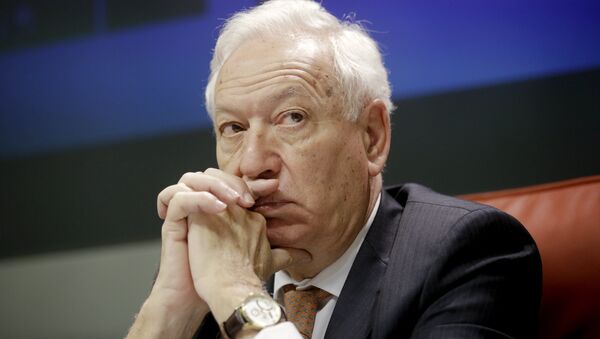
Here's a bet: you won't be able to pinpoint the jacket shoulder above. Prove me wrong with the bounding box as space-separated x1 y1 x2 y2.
382 183 536 256
376 184 541 338
385 183 486 213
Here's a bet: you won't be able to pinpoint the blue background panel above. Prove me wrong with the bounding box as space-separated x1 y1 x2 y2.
1 0 599 157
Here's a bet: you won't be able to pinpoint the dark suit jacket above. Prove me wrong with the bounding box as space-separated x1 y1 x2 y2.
195 183 542 338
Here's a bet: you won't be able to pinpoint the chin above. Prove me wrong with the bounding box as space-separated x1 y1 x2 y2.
265 218 309 248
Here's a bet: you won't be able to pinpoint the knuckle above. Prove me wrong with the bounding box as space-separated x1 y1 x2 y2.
158 185 174 198
204 167 218 175
160 223 171 237
161 222 184 239
171 191 185 204
179 172 195 183
250 212 266 224
176 182 189 191
197 191 213 201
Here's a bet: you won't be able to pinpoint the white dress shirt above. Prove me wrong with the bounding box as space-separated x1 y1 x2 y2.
256 193 381 339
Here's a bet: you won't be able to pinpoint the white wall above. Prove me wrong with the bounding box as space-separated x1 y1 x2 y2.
0 241 160 339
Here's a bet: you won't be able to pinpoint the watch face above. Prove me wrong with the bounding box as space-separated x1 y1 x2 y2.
241 295 282 328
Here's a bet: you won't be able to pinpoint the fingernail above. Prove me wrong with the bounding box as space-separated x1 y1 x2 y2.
214 200 227 212
243 192 255 204
227 187 240 200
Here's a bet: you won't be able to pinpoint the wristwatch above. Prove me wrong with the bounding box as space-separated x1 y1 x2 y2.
224 293 286 338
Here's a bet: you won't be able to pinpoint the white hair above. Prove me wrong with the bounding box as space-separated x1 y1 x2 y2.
205 0 394 121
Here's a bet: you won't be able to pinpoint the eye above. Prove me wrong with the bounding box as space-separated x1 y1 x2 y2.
278 110 305 126
220 122 246 136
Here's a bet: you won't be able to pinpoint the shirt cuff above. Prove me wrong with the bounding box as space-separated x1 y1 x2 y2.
255 322 302 339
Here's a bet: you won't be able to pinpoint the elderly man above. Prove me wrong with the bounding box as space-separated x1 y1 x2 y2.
127 1 541 338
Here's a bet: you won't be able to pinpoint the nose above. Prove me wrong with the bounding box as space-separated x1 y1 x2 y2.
239 126 282 180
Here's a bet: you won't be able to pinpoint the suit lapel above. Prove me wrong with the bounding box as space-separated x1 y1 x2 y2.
324 191 403 339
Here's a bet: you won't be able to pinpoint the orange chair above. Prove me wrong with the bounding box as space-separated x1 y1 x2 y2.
461 175 600 339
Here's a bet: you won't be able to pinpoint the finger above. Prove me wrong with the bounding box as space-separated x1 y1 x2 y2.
157 183 193 219
204 168 255 207
246 179 279 199
166 191 227 221
179 171 244 205
271 248 312 273
157 219 196 293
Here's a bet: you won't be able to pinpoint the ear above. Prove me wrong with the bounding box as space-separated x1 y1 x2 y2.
359 99 391 177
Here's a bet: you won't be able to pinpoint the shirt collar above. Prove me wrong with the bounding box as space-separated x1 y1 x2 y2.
274 193 382 299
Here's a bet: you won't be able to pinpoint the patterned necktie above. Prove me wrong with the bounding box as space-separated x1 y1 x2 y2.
282 284 332 339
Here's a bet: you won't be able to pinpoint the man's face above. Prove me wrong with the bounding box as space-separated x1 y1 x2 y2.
213 36 374 278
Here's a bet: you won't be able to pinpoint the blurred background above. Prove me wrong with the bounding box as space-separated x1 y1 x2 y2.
0 0 599 337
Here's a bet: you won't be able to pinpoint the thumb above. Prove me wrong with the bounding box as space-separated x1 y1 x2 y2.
246 179 279 199
271 248 312 272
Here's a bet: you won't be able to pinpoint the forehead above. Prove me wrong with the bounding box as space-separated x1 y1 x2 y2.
219 35 333 81
214 36 338 113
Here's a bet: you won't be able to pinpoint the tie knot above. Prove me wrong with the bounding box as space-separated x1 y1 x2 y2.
282 284 331 306
282 285 331 338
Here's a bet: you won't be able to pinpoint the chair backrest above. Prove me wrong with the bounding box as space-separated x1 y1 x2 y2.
461 175 600 339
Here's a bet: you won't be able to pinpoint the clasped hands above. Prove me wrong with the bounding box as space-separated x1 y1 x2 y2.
134 168 310 338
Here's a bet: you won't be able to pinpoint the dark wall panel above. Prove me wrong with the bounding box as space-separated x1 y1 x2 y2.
388 69 600 194
0 130 217 258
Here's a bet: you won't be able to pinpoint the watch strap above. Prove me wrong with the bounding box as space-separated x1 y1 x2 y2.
224 309 246 338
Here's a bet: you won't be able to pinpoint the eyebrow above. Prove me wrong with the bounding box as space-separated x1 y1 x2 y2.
214 85 317 118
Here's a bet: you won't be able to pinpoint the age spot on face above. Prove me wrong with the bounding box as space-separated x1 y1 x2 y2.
326 87 333 97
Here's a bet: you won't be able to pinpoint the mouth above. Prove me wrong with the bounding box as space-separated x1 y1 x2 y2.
251 200 292 214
